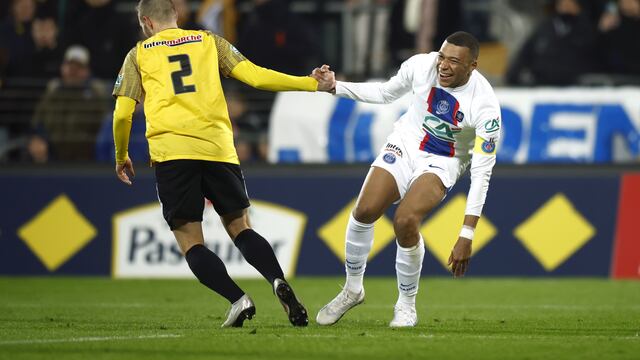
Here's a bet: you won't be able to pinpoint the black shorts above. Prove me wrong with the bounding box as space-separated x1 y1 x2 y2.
155 160 250 230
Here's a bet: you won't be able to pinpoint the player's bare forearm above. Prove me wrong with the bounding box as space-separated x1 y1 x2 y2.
463 214 479 228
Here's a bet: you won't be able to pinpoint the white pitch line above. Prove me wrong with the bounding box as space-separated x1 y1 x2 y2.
3 333 635 343
277 334 640 341
208 332 640 341
361 304 640 310
3 303 154 308
0 334 182 345
4 303 639 311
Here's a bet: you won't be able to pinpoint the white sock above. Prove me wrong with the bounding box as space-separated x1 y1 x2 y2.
344 214 374 293
395 238 425 306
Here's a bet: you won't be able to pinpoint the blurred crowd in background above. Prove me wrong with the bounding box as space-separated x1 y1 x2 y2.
0 0 639 164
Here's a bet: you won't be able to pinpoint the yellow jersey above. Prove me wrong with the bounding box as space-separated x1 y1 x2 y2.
113 28 316 164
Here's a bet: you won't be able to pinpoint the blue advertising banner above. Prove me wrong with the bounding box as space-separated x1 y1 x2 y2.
0 167 620 277
268 88 640 164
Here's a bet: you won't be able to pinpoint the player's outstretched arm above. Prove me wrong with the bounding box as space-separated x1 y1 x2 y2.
333 55 418 104
113 96 136 185
213 32 333 92
230 60 328 92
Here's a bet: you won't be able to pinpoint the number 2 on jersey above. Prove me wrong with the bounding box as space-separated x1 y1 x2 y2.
168 54 196 94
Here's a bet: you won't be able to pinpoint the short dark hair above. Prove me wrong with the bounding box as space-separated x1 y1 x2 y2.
445 31 480 61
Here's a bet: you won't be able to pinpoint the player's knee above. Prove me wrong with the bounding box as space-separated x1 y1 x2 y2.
352 203 381 224
394 214 421 247
393 213 421 236
221 210 250 239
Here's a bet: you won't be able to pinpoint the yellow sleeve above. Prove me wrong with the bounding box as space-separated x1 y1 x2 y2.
113 96 137 165
211 32 246 77
230 60 318 92
113 46 143 103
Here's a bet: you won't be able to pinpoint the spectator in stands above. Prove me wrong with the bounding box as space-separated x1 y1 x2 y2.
66 0 137 80
237 0 317 75
506 0 598 86
598 0 640 75
0 13 62 157
0 0 40 162
0 10 61 82
173 0 200 30
197 0 237 42
30 14 62 80
235 0 317 142
227 89 268 162
347 0 392 78
388 0 463 70
0 0 36 81
44 0 83 47
6 131 50 163
31 45 109 162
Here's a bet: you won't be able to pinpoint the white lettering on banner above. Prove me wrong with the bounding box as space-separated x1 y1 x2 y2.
547 112 596 159
112 201 307 278
268 88 640 164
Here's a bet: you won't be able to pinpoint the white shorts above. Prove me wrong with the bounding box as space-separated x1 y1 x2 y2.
371 131 468 201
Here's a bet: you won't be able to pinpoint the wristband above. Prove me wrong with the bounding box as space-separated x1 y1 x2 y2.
459 225 475 241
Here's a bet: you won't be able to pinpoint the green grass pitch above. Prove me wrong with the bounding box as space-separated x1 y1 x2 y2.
1 277 638 360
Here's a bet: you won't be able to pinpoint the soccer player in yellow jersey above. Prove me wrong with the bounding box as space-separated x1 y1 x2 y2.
112 0 335 328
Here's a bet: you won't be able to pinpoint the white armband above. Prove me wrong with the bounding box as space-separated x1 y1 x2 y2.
459 225 475 241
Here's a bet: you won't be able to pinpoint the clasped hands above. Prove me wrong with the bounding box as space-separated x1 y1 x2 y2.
310 64 336 93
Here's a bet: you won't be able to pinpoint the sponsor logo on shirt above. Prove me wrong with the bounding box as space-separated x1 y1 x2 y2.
143 34 203 49
384 143 403 157
484 118 500 133
456 111 465 123
422 115 462 143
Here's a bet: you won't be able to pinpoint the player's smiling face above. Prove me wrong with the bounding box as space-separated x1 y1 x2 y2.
436 41 477 88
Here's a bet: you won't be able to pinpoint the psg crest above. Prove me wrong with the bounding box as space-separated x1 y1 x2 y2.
436 100 450 115
482 140 496 153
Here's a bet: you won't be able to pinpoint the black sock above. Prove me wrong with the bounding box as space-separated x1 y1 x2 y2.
185 244 244 304
234 229 285 285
